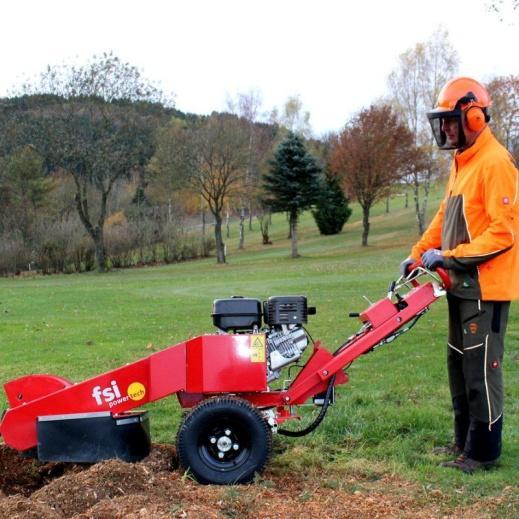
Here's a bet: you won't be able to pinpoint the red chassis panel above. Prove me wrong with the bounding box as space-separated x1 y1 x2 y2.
0 334 269 452
1 343 187 451
4 374 73 408
186 334 267 393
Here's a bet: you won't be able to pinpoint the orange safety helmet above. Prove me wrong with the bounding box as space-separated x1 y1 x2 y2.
427 77 492 150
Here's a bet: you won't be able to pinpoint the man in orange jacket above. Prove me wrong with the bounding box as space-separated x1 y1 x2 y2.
400 77 519 473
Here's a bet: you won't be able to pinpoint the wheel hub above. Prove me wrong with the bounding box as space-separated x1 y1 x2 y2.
216 435 232 452
207 426 243 461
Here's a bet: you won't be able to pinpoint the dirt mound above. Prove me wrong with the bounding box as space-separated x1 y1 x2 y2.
0 442 502 518
0 444 76 497
32 459 163 517
0 495 61 519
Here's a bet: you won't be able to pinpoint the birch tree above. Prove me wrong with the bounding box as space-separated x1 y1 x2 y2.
388 27 459 234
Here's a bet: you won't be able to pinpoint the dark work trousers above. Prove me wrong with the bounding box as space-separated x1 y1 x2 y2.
447 294 510 462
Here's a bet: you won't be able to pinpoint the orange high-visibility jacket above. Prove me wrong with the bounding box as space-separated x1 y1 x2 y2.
410 126 519 301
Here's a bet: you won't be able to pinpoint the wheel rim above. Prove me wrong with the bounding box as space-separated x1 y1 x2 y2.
198 416 251 471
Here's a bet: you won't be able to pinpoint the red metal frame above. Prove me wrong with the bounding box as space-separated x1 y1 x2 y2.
0 270 446 453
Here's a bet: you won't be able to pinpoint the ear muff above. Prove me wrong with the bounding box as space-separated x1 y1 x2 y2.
465 105 486 132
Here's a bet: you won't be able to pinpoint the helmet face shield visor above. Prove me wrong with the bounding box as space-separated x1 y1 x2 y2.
426 109 465 150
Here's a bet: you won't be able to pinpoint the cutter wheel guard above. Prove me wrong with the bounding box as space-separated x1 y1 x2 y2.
0 265 450 484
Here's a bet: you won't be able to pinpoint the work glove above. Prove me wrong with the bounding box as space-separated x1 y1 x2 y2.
399 257 415 277
422 249 445 270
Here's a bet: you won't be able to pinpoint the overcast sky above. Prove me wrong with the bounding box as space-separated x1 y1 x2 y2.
1 0 517 136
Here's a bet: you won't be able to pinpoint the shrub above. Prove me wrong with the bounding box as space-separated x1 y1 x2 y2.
0 209 215 276
0 235 32 276
33 217 93 273
105 223 138 268
312 171 352 235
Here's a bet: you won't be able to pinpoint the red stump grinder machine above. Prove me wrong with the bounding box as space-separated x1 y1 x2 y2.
0 265 449 484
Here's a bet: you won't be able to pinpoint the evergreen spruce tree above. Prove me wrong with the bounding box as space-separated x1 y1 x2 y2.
312 169 352 235
263 132 320 257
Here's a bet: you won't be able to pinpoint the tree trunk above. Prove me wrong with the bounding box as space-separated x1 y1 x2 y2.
290 211 299 258
238 208 245 250
418 204 427 235
361 205 370 246
259 210 272 245
133 166 148 207
201 198 206 238
413 181 425 235
418 172 431 235
385 196 390 213
74 188 109 272
214 215 226 264
226 203 230 238
93 227 107 272
248 200 253 231
405 191 409 209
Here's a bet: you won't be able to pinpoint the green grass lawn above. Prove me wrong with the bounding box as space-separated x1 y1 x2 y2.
1 189 518 513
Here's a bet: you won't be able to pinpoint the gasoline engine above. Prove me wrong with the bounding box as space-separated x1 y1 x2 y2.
212 296 314 382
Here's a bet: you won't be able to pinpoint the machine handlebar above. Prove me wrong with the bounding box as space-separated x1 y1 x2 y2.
409 260 451 290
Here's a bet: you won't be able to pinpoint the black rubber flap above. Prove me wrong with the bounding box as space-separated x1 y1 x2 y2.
37 411 151 463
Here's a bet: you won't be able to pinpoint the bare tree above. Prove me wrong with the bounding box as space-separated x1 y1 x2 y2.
227 90 278 243
227 90 262 244
22 52 168 104
191 114 249 263
488 75 519 159
269 95 312 138
154 114 249 263
488 0 519 20
388 27 459 234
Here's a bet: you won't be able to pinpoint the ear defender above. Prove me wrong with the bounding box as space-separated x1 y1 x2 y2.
465 105 486 132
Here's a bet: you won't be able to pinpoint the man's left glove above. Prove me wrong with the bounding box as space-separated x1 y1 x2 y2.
399 257 415 277
422 249 445 270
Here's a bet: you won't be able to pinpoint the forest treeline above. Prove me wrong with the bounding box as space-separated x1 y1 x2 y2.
0 29 517 275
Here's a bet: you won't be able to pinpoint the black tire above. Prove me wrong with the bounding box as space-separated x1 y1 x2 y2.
176 397 272 484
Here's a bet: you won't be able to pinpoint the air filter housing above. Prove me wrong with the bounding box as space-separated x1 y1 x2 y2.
212 296 262 332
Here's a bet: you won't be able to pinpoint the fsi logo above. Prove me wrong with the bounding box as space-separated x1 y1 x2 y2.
91 380 122 406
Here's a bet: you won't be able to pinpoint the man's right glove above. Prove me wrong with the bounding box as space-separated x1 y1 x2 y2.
399 257 415 277
422 249 445 270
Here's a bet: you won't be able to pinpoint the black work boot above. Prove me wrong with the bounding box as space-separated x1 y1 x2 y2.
440 454 497 474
